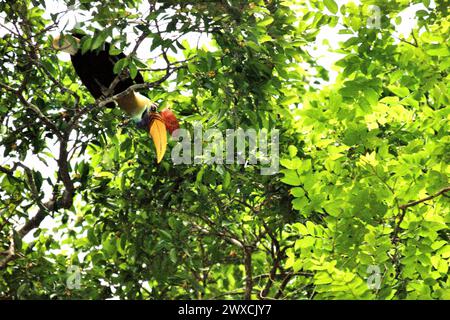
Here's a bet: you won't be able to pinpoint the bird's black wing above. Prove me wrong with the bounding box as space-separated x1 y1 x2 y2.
70 42 145 101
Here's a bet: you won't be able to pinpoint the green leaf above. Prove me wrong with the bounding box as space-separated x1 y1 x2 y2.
295 236 315 248
324 0 338 14
280 95 298 106
109 46 122 56
81 37 93 55
292 259 303 272
129 62 138 79
159 229 172 240
280 158 302 170
169 248 177 263
364 88 379 106
223 171 231 190
13 230 22 251
292 197 308 211
257 16 274 27
343 37 360 48
91 32 108 50
291 187 305 198
288 145 298 158
32 171 43 191
281 170 301 186
113 58 128 74
425 44 450 57
387 85 409 97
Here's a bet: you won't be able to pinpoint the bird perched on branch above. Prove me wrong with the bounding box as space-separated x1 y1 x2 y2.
52 32 179 163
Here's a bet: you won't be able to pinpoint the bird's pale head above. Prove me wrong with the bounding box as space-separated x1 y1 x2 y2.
52 35 80 55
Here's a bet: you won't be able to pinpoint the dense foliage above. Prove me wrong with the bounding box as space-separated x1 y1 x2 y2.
0 0 448 299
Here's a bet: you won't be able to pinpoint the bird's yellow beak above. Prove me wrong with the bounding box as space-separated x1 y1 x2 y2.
149 113 167 163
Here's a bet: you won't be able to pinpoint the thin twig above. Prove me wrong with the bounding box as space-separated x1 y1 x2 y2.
392 186 450 243
399 186 450 210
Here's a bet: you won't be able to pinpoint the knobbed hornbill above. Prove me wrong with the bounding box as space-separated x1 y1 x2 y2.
52 32 179 163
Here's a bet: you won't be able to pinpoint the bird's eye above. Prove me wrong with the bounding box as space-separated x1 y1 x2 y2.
150 104 158 112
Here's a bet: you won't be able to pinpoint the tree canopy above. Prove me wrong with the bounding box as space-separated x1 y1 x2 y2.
0 0 449 299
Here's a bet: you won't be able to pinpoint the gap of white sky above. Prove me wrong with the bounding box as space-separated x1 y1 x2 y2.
0 1 431 247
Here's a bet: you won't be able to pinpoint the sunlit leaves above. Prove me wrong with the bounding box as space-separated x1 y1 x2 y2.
278 0 450 300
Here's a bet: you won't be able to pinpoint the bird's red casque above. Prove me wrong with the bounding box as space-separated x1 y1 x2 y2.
160 108 180 135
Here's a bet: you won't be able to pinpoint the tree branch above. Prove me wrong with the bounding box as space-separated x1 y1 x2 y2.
0 100 77 272
0 166 75 270
190 221 244 248
243 246 253 300
0 81 63 140
392 186 450 243
96 68 180 108
399 186 450 211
